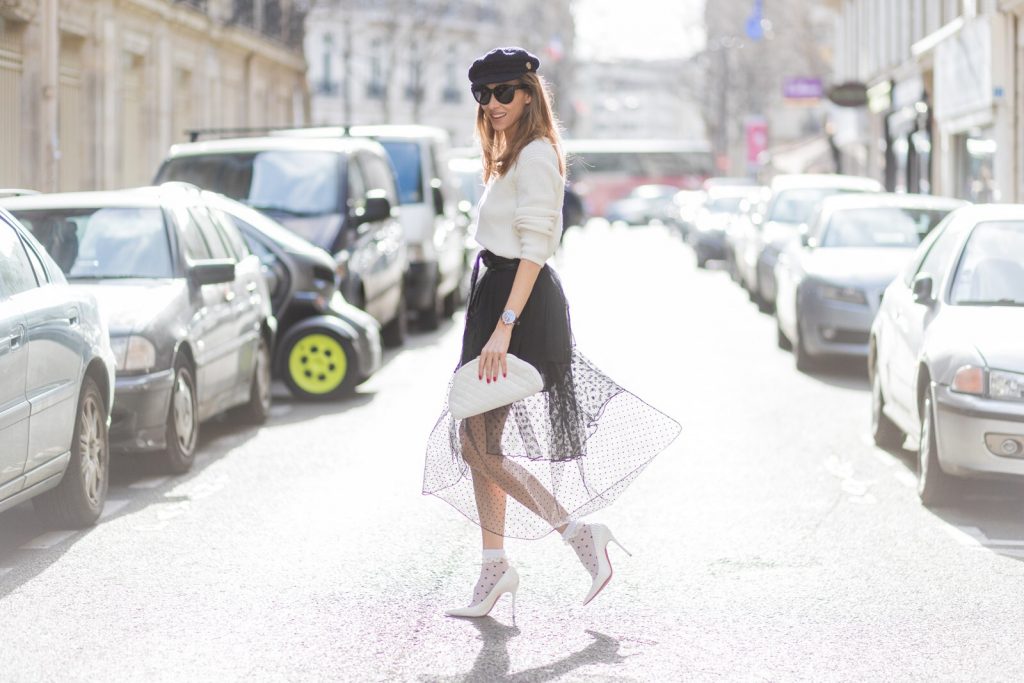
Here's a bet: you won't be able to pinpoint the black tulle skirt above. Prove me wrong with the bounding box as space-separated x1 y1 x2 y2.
422 250 681 540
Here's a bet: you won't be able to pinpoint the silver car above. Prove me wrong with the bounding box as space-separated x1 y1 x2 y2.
0 208 116 527
775 193 965 371
870 204 1024 505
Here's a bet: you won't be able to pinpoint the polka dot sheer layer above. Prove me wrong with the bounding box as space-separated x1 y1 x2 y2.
423 350 681 540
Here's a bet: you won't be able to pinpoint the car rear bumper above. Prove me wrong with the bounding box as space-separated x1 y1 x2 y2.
934 385 1024 478
109 369 174 453
799 296 875 358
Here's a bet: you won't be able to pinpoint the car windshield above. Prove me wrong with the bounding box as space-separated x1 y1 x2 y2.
707 196 744 213
378 141 422 205
821 207 951 248
156 151 342 217
768 187 863 225
950 221 1024 306
12 207 172 278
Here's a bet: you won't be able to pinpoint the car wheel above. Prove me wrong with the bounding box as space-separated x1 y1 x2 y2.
163 357 199 474
776 317 792 351
870 369 903 449
34 375 109 528
381 290 407 348
238 335 272 424
918 393 955 506
282 329 358 400
793 317 817 373
442 287 458 318
419 284 442 331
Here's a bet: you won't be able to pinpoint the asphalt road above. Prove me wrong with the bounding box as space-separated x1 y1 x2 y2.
2 223 1024 682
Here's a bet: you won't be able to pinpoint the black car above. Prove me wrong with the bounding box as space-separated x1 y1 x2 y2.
207 192 383 400
2 184 276 474
154 136 409 348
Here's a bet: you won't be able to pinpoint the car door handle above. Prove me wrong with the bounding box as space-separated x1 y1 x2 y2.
0 325 25 353
67 306 79 327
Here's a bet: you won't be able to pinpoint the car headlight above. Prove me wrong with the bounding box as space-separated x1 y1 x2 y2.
819 284 868 306
990 369 1024 401
951 365 1024 401
110 335 157 373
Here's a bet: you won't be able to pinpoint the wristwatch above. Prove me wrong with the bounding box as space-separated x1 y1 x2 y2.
500 309 518 326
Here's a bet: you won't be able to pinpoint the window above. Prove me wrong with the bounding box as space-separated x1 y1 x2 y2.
378 140 423 204
949 221 1024 305
189 206 232 260
368 38 384 99
911 216 964 294
359 152 399 207
320 33 335 95
173 205 212 261
0 221 39 297
347 159 367 211
209 207 251 260
442 45 460 103
22 239 50 285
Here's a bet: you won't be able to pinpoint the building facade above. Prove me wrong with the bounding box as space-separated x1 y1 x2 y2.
304 0 574 147
569 58 706 142
0 0 309 193
832 0 1024 202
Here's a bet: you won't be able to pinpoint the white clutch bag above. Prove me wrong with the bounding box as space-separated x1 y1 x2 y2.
448 354 544 420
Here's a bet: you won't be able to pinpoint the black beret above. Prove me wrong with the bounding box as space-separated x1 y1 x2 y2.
468 47 540 87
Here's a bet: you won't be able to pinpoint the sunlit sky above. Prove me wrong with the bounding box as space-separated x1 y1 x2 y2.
574 0 706 61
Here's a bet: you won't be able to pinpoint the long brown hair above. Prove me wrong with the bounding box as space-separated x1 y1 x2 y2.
476 72 565 182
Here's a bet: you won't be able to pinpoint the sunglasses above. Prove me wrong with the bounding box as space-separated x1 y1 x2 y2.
471 83 529 105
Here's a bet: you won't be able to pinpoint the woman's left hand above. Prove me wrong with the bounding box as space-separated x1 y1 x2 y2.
478 324 512 383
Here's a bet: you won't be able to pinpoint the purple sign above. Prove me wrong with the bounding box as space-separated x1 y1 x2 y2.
783 77 824 100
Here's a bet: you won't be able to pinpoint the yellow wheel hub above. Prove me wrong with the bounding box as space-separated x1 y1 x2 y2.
287 333 348 395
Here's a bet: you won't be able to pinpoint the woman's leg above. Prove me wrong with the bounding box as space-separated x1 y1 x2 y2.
460 408 570 537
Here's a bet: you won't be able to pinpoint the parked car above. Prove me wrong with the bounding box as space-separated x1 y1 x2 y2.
724 190 769 282
154 135 410 347
870 204 1024 504
690 185 766 268
207 192 383 400
2 184 275 474
606 184 681 226
774 194 966 371
737 174 883 311
275 125 467 330
671 189 707 240
0 207 116 527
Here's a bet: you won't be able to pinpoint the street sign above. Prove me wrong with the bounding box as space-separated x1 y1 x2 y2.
783 77 824 100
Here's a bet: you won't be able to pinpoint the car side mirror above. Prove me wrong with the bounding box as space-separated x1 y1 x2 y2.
189 259 235 286
911 274 934 304
353 191 392 225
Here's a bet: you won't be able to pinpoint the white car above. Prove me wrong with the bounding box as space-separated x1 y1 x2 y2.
870 204 1024 504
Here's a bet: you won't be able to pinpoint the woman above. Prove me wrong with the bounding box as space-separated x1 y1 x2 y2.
423 47 680 620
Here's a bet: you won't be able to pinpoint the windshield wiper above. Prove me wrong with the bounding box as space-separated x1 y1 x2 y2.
955 298 1024 307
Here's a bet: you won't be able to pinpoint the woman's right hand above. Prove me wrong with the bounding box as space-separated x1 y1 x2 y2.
478 324 512 383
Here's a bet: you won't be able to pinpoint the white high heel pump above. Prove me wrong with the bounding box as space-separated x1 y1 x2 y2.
566 523 631 606
445 564 519 623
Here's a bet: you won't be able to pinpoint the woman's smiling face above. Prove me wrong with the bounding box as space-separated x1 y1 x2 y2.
481 80 532 134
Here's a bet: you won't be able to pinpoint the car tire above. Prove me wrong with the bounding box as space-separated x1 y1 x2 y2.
281 328 358 400
381 291 407 348
870 370 903 449
163 357 199 474
33 375 109 528
419 283 443 331
238 335 272 424
776 317 792 351
794 317 817 373
918 393 955 506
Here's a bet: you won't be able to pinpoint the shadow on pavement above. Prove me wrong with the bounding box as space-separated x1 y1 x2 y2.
802 356 869 391
880 444 1024 563
422 621 626 682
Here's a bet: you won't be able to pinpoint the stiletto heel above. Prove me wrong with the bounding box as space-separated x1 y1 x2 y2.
565 522 630 605
446 564 519 620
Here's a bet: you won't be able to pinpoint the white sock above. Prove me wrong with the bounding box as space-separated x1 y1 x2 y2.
481 548 507 563
561 520 582 542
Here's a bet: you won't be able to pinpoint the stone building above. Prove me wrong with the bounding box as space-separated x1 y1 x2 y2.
0 0 309 193
304 0 574 147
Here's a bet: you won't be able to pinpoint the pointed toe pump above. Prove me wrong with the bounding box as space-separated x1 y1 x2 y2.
565 522 631 606
445 561 519 623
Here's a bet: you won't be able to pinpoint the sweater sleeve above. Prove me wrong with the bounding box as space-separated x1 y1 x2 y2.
513 143 564 265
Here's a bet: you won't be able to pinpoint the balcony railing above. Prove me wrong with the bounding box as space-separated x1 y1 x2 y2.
175 0 209 11
228 0 306 51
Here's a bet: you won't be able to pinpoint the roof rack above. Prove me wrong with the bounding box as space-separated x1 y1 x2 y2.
185 125 352 143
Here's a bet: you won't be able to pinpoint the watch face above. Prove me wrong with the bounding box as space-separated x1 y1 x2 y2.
502 309 516 324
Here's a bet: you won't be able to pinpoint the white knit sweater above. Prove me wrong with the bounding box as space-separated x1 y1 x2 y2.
474 139 564 266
